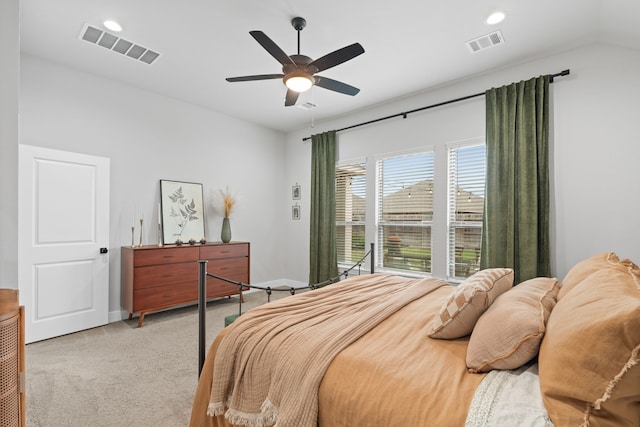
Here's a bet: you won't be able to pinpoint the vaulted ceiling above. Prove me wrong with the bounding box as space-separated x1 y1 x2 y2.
20 0 640 133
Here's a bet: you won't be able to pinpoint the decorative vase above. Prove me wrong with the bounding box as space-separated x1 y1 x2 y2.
221 217 231 243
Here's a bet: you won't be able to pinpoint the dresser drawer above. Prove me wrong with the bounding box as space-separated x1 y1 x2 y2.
206 280 242 299
134 262 198 289
134 282 197 312
134 247 199 267
200 243 248 260
208 257 249 280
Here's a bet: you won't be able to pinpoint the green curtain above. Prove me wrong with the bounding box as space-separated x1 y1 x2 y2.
480 75 551 283
309 130 338 284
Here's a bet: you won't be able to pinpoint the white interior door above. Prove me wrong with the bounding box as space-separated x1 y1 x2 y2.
19 145 110 343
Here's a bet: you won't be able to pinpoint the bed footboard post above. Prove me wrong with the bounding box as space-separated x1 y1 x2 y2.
370 243 375 274
198 259 208 377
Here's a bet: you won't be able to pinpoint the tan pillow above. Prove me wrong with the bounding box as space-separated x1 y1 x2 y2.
558 252 618 300
428 268 514 339
539 258 640 427
466 277 559 373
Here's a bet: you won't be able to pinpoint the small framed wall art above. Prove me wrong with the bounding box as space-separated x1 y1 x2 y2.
292 204 301 220
160 180 205 244
292 184 301 200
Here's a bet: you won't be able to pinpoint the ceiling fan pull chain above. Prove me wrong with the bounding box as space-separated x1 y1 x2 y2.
311 88 315 128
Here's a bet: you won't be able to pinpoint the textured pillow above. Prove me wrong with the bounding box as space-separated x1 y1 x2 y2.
558 252 618 300
539 258 640 426
466 277 559 373
428 268 514 339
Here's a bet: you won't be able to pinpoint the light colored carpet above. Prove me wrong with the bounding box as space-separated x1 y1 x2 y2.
25 292 283 427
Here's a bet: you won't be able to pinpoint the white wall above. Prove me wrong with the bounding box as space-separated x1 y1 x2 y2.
18 41 640 309
283 43 640 282
20 55 288 318
0 0 19 290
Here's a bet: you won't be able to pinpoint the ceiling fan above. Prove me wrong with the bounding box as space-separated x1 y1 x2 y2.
226 17 365 106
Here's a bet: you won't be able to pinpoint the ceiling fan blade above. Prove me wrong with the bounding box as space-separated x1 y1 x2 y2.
284 89 299 106
314 76 360 96
309 43 364 73
226 74 284 82
250 31 295 66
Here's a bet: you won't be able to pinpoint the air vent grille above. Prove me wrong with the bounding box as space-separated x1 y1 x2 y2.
80 24 160 65
466 30 504 53
297 101 317 110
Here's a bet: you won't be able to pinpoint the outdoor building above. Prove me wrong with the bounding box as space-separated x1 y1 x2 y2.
336 171 484 277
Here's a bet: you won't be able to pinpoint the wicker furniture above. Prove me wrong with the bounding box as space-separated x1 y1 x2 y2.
0 289 25 427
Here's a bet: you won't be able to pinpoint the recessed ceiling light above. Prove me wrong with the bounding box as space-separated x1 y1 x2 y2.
486 11 505 25
103 20 122 32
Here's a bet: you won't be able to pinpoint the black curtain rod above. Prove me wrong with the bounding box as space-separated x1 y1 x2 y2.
302 69 570 141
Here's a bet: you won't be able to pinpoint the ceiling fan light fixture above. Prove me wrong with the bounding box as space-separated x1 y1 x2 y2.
284 72 314 92
226 17 363 105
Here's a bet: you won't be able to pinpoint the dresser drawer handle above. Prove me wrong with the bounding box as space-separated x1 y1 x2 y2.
162 255 175 259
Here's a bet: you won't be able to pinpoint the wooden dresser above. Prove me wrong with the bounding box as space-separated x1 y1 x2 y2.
121 242 249 327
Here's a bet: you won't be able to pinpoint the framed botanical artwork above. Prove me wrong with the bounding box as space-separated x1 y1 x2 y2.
160 180 205 244
292 184 301 200
292 205 301 220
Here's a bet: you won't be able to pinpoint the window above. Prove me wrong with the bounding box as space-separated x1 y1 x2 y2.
447 143 486 278
377 151 434 273
336 160 366 266
335 139 485 279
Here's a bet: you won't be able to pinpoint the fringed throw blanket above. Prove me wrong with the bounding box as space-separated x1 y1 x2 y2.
208 273 447 427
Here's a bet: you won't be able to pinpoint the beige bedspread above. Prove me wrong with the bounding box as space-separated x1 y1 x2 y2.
190 274 487 427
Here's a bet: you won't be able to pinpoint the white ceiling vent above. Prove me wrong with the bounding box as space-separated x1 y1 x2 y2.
466 30 504 53
79 24 160 64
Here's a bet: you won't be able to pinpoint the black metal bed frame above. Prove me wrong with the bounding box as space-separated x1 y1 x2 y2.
197 243 375 375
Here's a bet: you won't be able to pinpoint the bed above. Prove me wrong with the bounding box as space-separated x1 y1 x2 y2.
189 253 640 427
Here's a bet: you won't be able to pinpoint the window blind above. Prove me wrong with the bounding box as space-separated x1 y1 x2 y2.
336 161 366 266
447 143 486 278
377 151 434 273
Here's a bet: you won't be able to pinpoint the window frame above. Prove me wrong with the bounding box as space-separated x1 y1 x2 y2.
375 147 435 275
446 139 486 280
335 158 367 269
334 138 486 280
